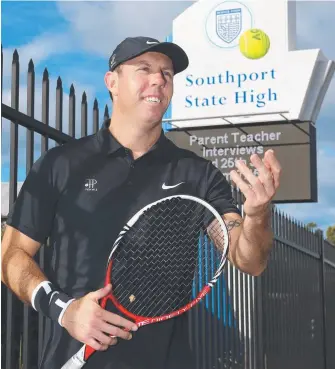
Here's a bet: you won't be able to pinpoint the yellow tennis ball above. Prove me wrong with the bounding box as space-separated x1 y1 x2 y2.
239 29 270 60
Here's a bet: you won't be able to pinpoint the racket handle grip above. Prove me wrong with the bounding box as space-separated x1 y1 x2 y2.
61 345 86 369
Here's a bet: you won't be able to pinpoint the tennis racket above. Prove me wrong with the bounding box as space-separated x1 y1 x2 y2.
61 194 230 369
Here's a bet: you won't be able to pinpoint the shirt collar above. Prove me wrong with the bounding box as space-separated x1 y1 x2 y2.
96 119 169 157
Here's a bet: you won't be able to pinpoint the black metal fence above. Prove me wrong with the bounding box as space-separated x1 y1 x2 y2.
2 48 335 369
260 215 335 369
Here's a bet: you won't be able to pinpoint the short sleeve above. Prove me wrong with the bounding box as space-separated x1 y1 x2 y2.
205 162 241 216
6 151 59 243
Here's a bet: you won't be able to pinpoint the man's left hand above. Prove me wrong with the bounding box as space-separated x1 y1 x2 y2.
230 149 282 218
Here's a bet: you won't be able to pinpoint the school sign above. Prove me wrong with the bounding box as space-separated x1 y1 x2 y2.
166 0 334 127
164 0 334 202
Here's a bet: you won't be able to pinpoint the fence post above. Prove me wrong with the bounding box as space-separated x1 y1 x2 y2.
6 48 21 369
253 206 276 369
255 275 264 369
319 231 328 369
93 99 99 133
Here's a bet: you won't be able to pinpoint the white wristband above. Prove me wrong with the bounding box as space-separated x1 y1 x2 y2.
31 280 74 326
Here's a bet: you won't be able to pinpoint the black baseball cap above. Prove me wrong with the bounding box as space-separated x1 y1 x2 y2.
109 36 189 75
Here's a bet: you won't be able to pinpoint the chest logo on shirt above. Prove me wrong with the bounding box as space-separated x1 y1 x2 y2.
162 182 184 190
85 179 98 192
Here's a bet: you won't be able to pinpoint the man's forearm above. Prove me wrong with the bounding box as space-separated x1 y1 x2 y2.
2 247 47 305
233 210 273 276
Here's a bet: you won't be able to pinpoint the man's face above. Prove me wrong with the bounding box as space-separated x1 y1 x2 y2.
111 52 174 124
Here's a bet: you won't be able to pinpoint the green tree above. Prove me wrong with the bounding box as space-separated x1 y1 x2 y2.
326 225 335 246
306 222 323 236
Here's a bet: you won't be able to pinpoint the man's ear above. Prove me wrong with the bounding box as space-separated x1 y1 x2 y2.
104 71 119 98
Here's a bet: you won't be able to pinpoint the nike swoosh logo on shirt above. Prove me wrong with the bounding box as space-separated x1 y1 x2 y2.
162 182 184 190
147 41 159 44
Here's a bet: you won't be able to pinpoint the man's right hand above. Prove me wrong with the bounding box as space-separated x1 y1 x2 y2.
61 284 138 351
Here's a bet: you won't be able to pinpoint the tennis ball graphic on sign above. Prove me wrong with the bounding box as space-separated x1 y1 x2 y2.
239 29 270 59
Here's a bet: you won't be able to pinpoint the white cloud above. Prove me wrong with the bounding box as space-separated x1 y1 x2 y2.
278 200 335 232
321 75 335 116
296 1 335 60
2 32 74 80
278 149 335 231
295 1 335 120
1 182 24 217
56 1 194 57
1 74 100 173
2 75 97 128
317 150 335 186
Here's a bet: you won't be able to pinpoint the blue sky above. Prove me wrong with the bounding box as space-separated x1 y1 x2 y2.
1 1 335 231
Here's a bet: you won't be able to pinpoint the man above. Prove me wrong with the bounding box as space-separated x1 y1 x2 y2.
1 36 281 369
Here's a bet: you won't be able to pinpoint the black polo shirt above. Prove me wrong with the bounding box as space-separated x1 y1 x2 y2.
7 123 240 369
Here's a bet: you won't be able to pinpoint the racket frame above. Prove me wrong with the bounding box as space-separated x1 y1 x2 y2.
61 194 229 369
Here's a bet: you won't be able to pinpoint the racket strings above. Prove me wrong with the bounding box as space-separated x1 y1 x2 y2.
110 198 227 317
